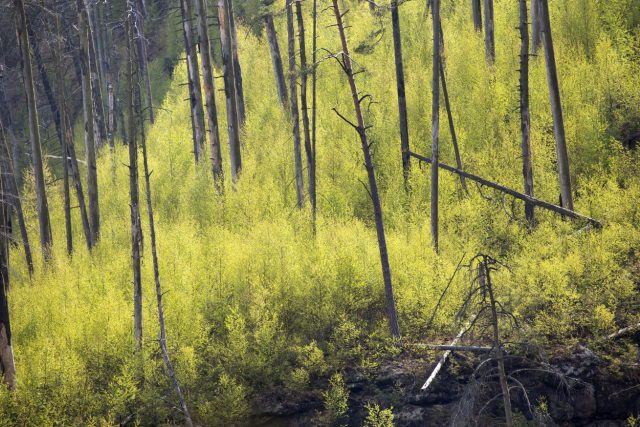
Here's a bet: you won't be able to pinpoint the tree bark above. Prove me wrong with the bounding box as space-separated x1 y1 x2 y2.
16 0 53 259
126 10 143 352
483 0 495 64
531 0 542 56
180 0 206 162
219 0 242 185
296 0 315 222
472 0 482 31
539 0 573 210
519 0 534 223
331 0 401 339
194 0 223 188
391 0 411 188
78 0 100 246
431 0 441 252
265 14 288 108
286 0 304 208
311 0 318 234
226 0 246 127
0 187 15 391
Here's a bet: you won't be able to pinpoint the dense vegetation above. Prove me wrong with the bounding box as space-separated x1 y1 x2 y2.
1 0 640 425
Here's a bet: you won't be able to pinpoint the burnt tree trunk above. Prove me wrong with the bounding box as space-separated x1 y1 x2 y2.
431 0 441 252
226 0 246 126
265 14 288 108
472 0 482 31
311 0 318 234
0 186 15 391
519 0 534 223
483 0 495 64
286 0 304 208
531 0 542 56
391 0 411 188
331 0 401 339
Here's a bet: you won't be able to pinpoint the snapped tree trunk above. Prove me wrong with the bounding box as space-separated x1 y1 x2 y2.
540 0 573 210
16 0 53 259
286 0 304 208
180 0 206 161
265 14 288 108
296 0 315 224
483 0 495 64
519 0 534 223
531 0 542 56
391 0 411 188
125 10 143 352
194 0 223 187
0 187 16 391
226 0 246 127
472 0 482 31
219 0 242 185
431 0 441 252
331 0 401 339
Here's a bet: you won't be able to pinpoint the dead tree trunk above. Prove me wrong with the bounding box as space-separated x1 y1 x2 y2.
180 0 206 162
286 0 304 208
431 0 441 252
126 10 143 352
519 0 534 223
226 0 246 127
219 0 242 185
78 0 101 246
0 120 33 274
0 58 19 173
391 0 411 188
296 0 315 224
483 0 495 64
131 2 154 124
331 0 401 339
194 0 223 187
86 0 108 149
16 0 53 259
472 0 482 31
531 0 541 56
539 0 573 210
265 14 288 108
0 187 15 391
311 0 318 234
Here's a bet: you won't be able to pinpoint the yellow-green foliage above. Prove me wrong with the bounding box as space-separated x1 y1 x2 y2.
2 0 640 425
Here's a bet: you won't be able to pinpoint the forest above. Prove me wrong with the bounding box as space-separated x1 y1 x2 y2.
0 0 640 425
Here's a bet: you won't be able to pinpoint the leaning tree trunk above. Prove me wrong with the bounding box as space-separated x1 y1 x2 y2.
483 0 495 64
431 0 441 252
78 0 100 246
296 0 315 226
391 0 411 188
16 0 53 259
0 186 15 391
265 14 288 108
472 0 482 31
331 0 401 339
539 0 573 210
519 0 534 223
194 0 223 188
531 0 542 56
219 0 242 185
286 0 304 208
125 10 143 352
226 0 246 127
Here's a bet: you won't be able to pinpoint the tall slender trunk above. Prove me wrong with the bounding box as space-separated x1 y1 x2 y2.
0 120 33 274
86 1 108 150
472 0 482 31
219 0 242 185
180 0 206 161
539 0 573 210
0 186 15 391
194 0 223 187
78 0 100 245
296 0 315 223
16 0 53 259
311 0 318 234
531 0 542 56
226 0 245 127
0 58 19 174
331 0 401 339
126 10 143 352
133 7 154 124
265 14 288 108
483 0 495 64
391 0 411 188
431 0 441 252
286 0 304 208
519 0 534 223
